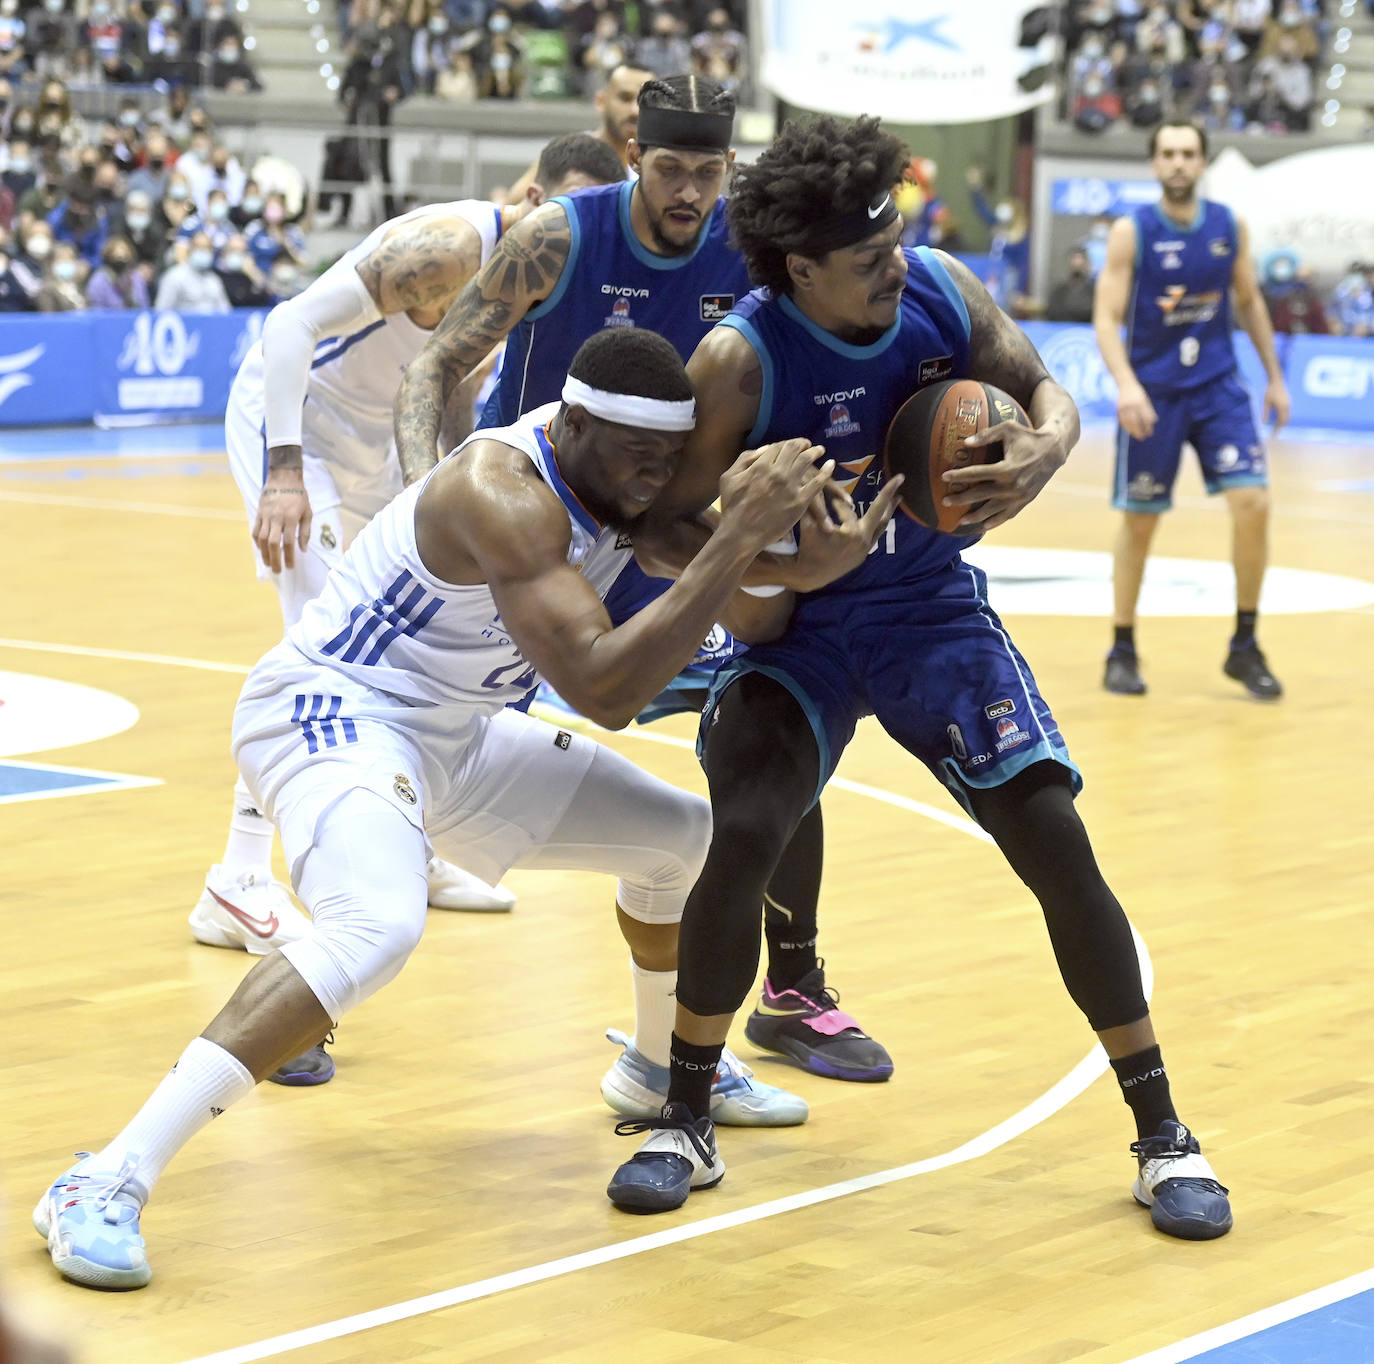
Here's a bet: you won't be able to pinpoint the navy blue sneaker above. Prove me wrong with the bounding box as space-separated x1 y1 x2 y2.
1224 643 1282 699
1131 1119 1232 1240
1104 647 1147 695
607 1101 725 1213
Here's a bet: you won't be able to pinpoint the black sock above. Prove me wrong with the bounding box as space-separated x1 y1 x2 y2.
1112 625 1136 653
763 804 823 991
1232 609 1257 649
1110 1045 1177 1139
666 1034 723 1121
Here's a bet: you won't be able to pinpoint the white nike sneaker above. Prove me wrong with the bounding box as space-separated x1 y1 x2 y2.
425 858 516 913
188 864 311 955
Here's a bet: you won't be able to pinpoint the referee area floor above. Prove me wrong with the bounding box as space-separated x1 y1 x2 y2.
0 419 1372 1364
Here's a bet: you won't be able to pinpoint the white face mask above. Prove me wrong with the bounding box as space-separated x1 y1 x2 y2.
190 247 213 270
126 211 150 230
54 257 78 280
221 250 245 271
209 200 229 220
44 0 63 12
168 183 189 201
28 235 52 258
241 195 262 215
1 2 19 17
994 202 1014 225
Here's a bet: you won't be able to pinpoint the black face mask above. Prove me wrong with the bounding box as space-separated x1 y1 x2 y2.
148 157 165 170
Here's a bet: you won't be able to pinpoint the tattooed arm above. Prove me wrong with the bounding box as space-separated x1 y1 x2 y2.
933 250 1080 532
355 211 486 320
392 201 573 485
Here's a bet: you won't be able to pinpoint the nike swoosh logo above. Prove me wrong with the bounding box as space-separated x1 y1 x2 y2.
755 1000 808 1018
868 195 892 219
207 886 280 938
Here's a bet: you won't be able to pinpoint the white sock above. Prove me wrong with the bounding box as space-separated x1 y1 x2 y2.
78 1037 255 1198
630 962 677 1068
221 776 276 881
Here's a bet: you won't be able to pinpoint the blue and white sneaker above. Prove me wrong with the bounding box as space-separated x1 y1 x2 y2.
34 1156 152 1289
600 1027 809 1127
607 1101 724 1212
1131 1119 1233 1241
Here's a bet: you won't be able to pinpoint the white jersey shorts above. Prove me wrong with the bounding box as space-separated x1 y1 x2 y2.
233 639 599 892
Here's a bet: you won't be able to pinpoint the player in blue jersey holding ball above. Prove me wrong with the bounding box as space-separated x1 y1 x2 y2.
604 115 1234 1244
1094 121 1289 699
395 75 897 1116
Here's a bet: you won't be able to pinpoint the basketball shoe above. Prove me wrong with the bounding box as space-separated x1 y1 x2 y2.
1223 642 1282 700
744 962 893 1081
1104 647 1147 695
268 1034 335 1087
600 1028 808 1127
34 1156 151 1289
425 858 516 913
1131 1119 1232 1240
188 864 311 954
606 1101 724 1212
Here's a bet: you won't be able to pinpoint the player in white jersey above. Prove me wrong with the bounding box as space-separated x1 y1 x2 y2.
191 134 628 1002
34 329 883 1292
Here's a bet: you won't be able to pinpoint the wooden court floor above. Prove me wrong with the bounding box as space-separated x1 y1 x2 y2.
0 427 1371 1364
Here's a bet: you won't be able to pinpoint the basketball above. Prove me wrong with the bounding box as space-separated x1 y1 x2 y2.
883 379 1031 534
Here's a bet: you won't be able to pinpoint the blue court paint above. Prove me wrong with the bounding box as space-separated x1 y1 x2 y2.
0 760 159 804
0 421 226 460
1176 1287 1374 1363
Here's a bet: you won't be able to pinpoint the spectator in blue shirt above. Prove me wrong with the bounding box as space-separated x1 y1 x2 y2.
47 177 108 266
246 189 305 274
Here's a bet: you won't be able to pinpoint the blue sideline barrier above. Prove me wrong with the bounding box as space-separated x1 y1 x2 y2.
0 310 1369 433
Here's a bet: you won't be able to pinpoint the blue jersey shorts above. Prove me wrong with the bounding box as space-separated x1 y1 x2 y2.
1113 371 1266 512
698 559 1081 815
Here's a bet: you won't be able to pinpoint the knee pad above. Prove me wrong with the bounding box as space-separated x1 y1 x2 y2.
282 791 430 1020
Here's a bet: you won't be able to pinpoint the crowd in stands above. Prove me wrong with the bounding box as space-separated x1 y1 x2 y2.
0 0 261 91
1062 0 1332 135
337 0 749 104
0 79 306 312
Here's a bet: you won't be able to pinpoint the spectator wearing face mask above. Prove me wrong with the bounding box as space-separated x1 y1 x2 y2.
408 0 451 96
194 186 234 248
1127 74 1168 128
1193 61 1243 132
246 190 305 275
154 229 230 311
214 229 271 306
191 0 243 54
0 0 26 79
35 237 85 309
1258 2 1320 65
1047 246 1096 324
86 232 149 307
434 46 477 103
48 176 109 266
34 79 84 153
10 218 52 298
145 0 182 57
690 7 747 94
578 12 624 97
637 12 690 78
159 171 196 235
2 137 35 200
17 166 61 227
210 35 262 91
1331 262 1374 337
194 142 246 214
127 130 173 202
1249 34 1313 132
87 0 139 83
229 177 262 230
26 0 76 81
115 187 162 268
144 22 196 86
1260 251 1328 336
966 164 1030 311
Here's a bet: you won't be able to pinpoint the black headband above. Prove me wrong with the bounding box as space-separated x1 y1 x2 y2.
799 192 902 255
636 104 733 154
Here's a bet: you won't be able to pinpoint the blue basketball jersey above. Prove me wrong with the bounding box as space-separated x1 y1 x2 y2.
479 180 752 428
1127 200 1238 394
721 246 973 592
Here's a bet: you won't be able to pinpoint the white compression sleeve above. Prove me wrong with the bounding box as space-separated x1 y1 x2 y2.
261 261 384 450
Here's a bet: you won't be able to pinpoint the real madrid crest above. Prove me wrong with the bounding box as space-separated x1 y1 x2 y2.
393 773 417 805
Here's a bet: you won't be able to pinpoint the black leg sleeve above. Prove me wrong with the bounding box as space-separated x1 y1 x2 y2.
964 763 1149 1032
676 672 820 1019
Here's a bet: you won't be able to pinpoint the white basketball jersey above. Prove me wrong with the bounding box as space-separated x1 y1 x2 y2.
288 403 632 711
237 199 503 502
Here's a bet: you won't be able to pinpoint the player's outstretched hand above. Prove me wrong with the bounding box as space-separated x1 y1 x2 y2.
718 437 835 550
942 420 1067 534
791 474 905 591
253 458 314 573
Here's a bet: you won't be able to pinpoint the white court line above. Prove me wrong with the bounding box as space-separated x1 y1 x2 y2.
0 636 1168 1364
0 638 251 675
1118 1264 1374 1364
0 490 241 520
0 448 227 466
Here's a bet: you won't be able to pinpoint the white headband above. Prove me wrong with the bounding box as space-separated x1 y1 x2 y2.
561 375 696 432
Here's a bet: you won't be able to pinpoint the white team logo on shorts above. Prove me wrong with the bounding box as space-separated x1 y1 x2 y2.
1215 445 1239 470
393 773 417 805
319 523 337 549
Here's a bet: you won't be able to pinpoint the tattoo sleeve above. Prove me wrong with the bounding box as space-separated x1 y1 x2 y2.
392 209 572 485
937 250 1051 408
266 445 303 473
357 217 482 315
